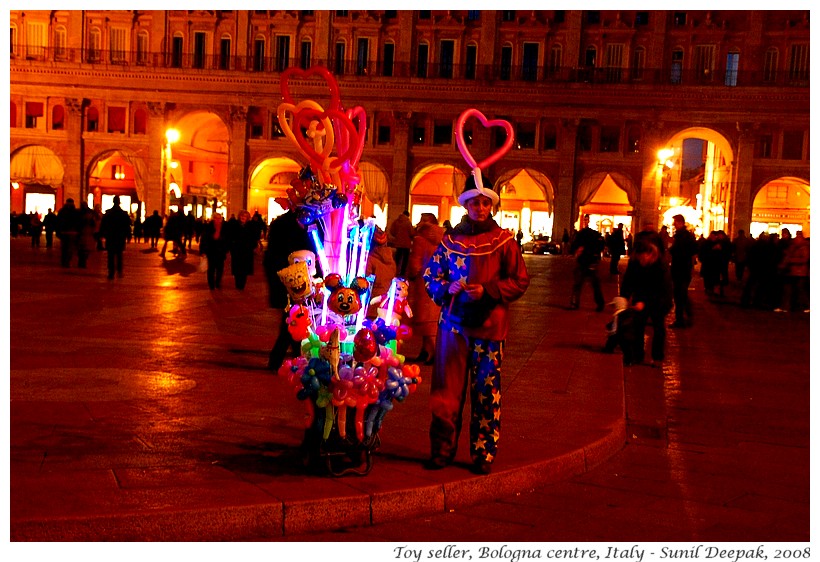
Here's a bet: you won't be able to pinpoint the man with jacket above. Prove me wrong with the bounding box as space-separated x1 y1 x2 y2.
569 214 605 311
100 195 132 279
668 214 698 327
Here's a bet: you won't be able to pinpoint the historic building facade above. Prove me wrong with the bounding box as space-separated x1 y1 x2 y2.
10 10 811 240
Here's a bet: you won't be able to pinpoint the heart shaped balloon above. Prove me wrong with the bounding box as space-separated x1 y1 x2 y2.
280 66 342 112
455 108 515 170
278 101 335 175
334 106 367 169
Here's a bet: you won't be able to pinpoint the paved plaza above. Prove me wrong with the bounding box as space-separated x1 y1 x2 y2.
8 236 810 542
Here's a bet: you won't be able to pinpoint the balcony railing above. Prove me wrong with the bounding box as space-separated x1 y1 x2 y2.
10 46 810 88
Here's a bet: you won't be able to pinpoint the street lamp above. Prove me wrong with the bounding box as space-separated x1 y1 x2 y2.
163 128 180 212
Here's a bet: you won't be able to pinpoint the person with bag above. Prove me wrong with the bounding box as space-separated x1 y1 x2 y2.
422 172 530 475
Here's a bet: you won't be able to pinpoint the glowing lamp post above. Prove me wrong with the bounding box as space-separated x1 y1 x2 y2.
163 128 180 212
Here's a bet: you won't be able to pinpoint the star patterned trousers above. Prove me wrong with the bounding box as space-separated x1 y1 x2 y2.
429 324 503 465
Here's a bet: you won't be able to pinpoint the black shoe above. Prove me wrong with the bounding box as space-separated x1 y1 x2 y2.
410 349 430 363
424 457 449 470
424 357 435 366
670 321 687 328
595 304 605 312
471 460 492 475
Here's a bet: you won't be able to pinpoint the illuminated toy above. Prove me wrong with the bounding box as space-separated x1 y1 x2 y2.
369 277 413 327
324 273 369 317
287 304 312 341
277 261 313 304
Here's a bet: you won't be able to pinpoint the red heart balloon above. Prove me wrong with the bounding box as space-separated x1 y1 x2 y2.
280 66 342 111
455 108 515 170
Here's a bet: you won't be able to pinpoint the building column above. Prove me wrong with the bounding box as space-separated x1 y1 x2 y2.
62 98 85 204
227 105 249 216
731 123 756 236
145 102 167 214
637 123 666 229
387 114 411 224
552 118 578 240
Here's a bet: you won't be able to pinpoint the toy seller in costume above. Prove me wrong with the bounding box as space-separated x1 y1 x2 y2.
422 170 530 475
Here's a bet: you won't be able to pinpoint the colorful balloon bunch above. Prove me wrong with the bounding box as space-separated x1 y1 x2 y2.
277 66 366 229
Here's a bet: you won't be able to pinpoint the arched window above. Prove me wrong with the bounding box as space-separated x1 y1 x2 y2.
86 106 99 132
416 42 428 78
725 49 740 86
763 47 778 82
631 46 646 81
172 32 184 67
253 35 266 72
465 42 477 79
670 47 684 84
300 38 312 69
11 101 17 127
52 105 65 130
219 34 232 69
136 30 149 64
382 41 395 76
10 24 18 56
548 44 562 77
499 43 513 80
88 28 102 62
133 108 147 134
54 26 67 59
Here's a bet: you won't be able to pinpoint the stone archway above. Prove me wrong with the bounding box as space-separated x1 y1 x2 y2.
658 127 735 234
165 111 230 216
86 148 147 215
248 156 304 222
495 168 555 239
576 170 637 234
750 176 810 238
409 163 467 227
10 144 65 215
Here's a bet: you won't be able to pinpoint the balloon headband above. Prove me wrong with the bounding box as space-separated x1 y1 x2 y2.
454 108 515 207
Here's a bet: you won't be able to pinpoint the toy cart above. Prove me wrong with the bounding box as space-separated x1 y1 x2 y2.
303 403 383 477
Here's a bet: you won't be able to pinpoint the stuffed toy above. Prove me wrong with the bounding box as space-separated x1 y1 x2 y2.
369 277 413 327
324 273 370 317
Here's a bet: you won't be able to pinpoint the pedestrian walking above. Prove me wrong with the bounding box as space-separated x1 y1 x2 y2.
668 214 698 328
606 223 626 275
407 212 445 364
56 198 80 267
620 237 673 368
775 230 809 313
227 209 257 290
199 213 229 290
569 214 605 311
100 195 132 279
388 210 414 277
263 206 315 372
144 210 162 249
28 212 43 248
42 208 57 249
422 172 530 475
731 229 753 283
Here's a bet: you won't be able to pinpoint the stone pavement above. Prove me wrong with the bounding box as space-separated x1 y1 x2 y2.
9 237 627 541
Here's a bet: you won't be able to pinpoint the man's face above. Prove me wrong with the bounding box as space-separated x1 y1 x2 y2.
466 195 493 222
674 218 684 231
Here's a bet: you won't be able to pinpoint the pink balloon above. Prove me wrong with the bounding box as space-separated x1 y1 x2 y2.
455 108 515 170
280 66 341 111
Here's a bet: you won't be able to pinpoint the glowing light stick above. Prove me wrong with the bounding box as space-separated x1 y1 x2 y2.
385 277 398 329
356 221 374 278
308 225 331 280
347 222 360 286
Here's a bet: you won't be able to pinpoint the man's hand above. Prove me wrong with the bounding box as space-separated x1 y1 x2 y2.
463 283 484 301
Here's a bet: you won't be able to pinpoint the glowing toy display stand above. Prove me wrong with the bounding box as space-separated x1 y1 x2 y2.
276 66 419 476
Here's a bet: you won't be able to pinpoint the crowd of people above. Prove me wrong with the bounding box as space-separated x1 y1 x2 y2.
15 191 808 477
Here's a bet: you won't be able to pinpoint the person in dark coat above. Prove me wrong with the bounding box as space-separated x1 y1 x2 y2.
569 214 605 311
606 223 626 275
56 198 81 267
620 237 674 367
668 214 698 328
227 209 257 290
29 212 43 248
199 213 229 289
263 208 316 372
42 208 57 249
144 210 162 249
100 195 132 279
